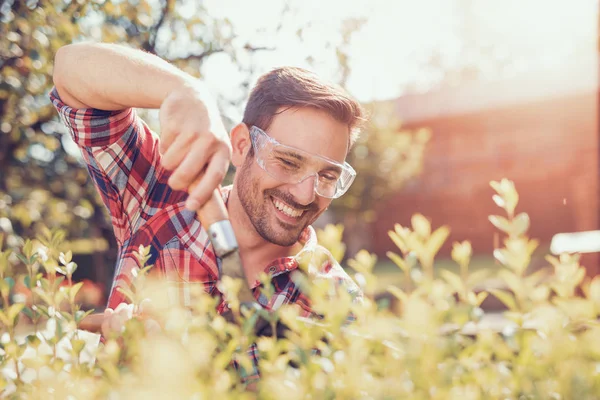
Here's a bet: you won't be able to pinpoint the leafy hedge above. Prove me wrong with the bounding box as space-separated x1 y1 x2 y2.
1 179 600 399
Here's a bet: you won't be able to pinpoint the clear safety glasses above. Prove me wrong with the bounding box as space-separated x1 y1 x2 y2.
249 126 356 199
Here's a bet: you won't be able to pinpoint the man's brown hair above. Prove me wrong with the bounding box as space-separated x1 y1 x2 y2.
243 67 365 150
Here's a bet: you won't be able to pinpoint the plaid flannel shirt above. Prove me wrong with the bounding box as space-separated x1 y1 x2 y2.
50 87 363 382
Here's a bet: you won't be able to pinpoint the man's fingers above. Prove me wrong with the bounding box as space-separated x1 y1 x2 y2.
167 140 211 191
185 149 229 210
160 130 196 171
101 308 114 337
109 314 125 333
158 125 177 155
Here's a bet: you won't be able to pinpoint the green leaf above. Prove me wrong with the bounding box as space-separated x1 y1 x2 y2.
7 303 24 324
386 251 409 273
242 310 260 336
46 335 58 347
4 276 15 290
488 215 511 234
52 358 65 373
28 253 39 265
53 290 67 306
499 270 522 297
21 307 34 320
71 338 86 355
15 253 28 265
347 250 377 274
0 310 10 326
59 310 72 322
0 279 9 299
24 275 31 289
59 250 72 265
75 309 94 323
411 214 431 239
489 289 517 311
4 277 14 292
475 291 489 306
39 278 50 291
440 269 464 295
525 267 550 287
511 213 530 237
466 269 491 287
490 179 519 215
388 231 408 254
52 276 65 291
590 276 600 305
0 250 11 276
50 230 66 249
26 334 41 348
34 305 50 317
33 288 53 305
22 240 34 259
56 317 64 338
70 281 84 304
425 226 450 257
530 286 549 302
387 285 407 302
39 227 52 243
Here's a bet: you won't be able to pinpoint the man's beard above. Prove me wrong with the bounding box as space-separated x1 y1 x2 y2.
236 156 319 247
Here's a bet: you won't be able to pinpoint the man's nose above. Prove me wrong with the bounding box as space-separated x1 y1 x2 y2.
289 174 317 205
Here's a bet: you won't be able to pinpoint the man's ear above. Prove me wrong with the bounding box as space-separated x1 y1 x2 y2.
230 123 252 168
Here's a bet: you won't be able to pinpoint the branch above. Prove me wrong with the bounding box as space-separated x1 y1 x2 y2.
144 0 174 54
243 44 275 53
170 44 275 64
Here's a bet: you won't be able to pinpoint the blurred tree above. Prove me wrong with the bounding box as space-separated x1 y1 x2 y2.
327 18 431 258
0 0 430 284
328 101 430 259
0 0 273 293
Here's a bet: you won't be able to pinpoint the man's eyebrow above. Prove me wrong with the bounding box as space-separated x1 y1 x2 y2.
274 147 343 174
275 148 305 161
321 165 342 175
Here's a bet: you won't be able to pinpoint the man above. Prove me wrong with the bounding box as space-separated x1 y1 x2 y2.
51 42 364 381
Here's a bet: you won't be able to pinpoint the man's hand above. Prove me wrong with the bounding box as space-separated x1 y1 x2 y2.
100 301 161 338
158 85 231 211
53 44 230 210
100 303 134 337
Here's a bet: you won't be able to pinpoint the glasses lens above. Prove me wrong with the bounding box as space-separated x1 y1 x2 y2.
250 126 356 198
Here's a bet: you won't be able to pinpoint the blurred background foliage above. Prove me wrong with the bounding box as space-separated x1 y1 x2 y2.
0 0 428 302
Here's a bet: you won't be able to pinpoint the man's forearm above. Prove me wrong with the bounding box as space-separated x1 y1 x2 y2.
53 42 205 111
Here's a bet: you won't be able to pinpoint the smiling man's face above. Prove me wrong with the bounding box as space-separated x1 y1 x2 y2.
234 107 349 246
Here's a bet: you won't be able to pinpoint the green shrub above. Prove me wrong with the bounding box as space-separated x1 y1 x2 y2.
1 179 600 399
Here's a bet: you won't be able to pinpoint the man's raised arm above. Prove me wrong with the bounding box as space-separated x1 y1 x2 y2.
54 42 198 110
52 42 230 210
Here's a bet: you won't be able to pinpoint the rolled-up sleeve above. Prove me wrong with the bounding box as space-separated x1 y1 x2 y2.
50 87 175 246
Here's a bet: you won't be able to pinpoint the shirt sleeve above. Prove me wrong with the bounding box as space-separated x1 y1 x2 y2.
49 87 180 246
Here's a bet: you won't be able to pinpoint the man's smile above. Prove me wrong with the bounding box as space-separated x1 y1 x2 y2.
270 195 308 222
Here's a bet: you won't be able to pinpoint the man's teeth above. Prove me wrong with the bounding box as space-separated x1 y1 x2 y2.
273 198 303 218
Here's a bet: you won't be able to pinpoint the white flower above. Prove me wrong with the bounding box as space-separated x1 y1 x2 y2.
65 262 77 275
36 246 49 262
